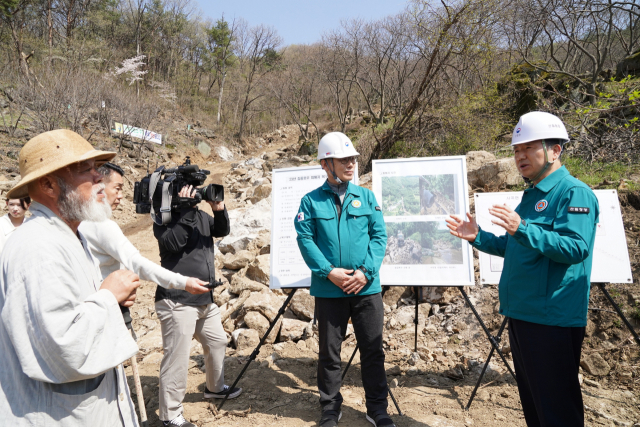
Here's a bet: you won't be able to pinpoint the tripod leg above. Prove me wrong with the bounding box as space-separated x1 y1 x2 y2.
217 289 298 411
341 344 359 381
598 283 640 347
414 286 419 353
458 287 516 380
464 317 508 410
388 386 403 416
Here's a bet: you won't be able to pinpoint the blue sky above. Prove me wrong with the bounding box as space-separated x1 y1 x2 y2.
196 0 409 46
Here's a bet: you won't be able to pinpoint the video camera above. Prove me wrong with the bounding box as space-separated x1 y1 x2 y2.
133 157 224 225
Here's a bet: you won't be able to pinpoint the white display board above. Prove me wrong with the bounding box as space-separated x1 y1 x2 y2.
269 165 358 289
372 156 475 287
475 190 633 284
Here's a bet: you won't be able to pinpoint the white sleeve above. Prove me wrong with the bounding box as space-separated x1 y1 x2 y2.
85 221 187 290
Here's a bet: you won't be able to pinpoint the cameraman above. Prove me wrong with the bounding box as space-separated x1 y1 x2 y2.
153 184 240 427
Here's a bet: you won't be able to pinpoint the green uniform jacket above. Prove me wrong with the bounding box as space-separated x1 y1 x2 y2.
472 166 599 327
294 180 387 298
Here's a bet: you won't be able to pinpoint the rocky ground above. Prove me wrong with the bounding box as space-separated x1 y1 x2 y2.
0 124 639 426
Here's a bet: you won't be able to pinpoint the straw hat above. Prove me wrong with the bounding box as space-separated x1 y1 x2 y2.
7 129 116 199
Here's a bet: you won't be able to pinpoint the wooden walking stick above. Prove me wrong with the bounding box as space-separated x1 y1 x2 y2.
122 306 149 427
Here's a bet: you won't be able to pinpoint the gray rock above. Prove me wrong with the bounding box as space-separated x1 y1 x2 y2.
214 145 234 161
386 365 402 376
229 273 267 294
223 250 255 270
580 353 611 376
241 291 283 321
250 183 272 203
466 151 497 172
245 254 270 285
280 318 308 342
233 328 260 349
243 311 279 344
196 141 211 158
290 289 315 321
468 157 521 189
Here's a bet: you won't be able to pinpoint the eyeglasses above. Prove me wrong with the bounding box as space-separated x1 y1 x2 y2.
336 156 357 165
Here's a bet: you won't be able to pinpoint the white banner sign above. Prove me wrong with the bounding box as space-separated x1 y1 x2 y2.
372 156 475 287
475 190 633 284
113 122 162 144
269 165 358 289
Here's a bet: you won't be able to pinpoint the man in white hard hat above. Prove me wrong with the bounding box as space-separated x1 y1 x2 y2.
446 112 599 426
0 129 141 426
294 132 392 427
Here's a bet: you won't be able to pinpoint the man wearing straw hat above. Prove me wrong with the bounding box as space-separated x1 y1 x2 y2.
0 129 142 426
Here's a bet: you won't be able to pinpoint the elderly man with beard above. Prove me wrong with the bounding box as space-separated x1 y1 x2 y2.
0 130 142 427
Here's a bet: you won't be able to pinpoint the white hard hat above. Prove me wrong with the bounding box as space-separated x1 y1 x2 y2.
317 132 360 160
511 111 569 146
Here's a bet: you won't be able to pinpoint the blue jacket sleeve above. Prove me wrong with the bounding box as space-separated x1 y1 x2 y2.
471 227 508 257
512 187 599 265
295 196 334 278
359 197 387 282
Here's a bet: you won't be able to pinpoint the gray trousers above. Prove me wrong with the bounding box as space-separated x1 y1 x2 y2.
155 299 227 421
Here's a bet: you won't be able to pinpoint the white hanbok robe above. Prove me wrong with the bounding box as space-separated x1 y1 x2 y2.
0 202 139 426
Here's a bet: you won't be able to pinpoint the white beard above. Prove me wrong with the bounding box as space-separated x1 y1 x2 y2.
57 180 112 222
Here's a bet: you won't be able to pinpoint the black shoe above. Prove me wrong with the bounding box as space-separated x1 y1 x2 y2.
162 414 196 427
319 410 342 426
366 412 396 427
204 385 243 399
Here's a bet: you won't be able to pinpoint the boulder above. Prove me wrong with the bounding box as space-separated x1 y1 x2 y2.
245 254 270 285
196 141 211 158
213 287 232 306
616 50 640 78
223 250 256 270
421 287 458 304
229 273 267 294
232 328 260 350
247 233 270 252
467 157 520 189
250 183 272 203
214 145 234 161
466 151 497 172
219 196 271 254
290 289 315 321
280 318 308 342
382 287 412 308
243 311 279 344
242 290 284 321
580 353 611 376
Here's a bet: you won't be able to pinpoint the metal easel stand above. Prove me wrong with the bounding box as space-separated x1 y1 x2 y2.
595 283 640 347
341 286 403 416
217 288 298 411
457 286 516 411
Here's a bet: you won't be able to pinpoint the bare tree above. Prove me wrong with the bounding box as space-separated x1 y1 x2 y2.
269 46 320 142
505 0 640 103
235 23 282 139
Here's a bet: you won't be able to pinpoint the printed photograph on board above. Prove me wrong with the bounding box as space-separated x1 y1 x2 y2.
381 174 457 216
384 221 463 265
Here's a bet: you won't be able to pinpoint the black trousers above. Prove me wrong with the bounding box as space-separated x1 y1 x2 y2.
508 318 586 427
315 293 388 416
